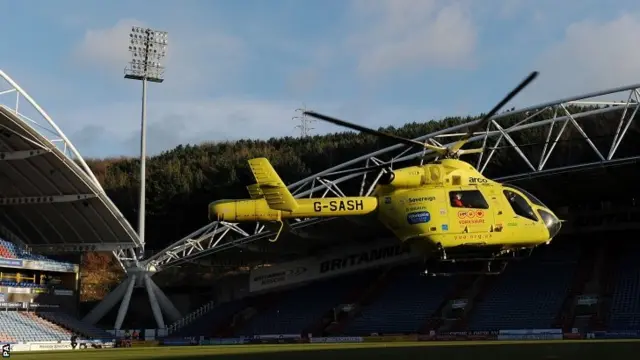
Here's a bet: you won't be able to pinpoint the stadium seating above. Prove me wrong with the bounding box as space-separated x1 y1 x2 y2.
36 312 113 339
0 311 71 342
467 242 579 331
607 243 640 330
343 263 453 335
0 238 73 267
171 298 249 337
237 271 377 336
0 239 26 259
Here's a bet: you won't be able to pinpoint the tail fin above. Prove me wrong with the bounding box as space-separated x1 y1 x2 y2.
248 158 299 212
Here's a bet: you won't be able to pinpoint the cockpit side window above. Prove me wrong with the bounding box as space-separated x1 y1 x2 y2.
503 189 538 221
449 190 489 209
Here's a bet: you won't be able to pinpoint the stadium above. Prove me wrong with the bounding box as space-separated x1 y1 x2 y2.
2 62 640 360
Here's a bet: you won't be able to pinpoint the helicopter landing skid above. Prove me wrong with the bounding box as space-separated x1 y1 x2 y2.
422 259 508 277
422 247 533 277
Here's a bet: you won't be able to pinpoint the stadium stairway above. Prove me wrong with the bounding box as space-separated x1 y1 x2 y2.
320 267 392 336
166 299 217 336
553 241 595 331
420 274 478 333
172 299 250 337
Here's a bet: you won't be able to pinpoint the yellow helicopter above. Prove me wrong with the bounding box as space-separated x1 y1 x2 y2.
210 72 562 273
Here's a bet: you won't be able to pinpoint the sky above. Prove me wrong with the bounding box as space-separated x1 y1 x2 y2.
2 0 640 158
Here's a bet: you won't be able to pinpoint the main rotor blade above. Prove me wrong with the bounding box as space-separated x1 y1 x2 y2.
303 111 446 154
457 148 484 155
448 71 539 154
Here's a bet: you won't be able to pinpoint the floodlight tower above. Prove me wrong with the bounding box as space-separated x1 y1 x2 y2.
124 26 168 257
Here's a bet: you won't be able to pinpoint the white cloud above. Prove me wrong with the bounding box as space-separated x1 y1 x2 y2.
65 98 304 157
286 45 335 94
60 96 440 158
534 13 640 101
59 8 467 158
73 19 145 70
63 16 447 158
72 19 247 92
346 0 478 76
498 0 524 18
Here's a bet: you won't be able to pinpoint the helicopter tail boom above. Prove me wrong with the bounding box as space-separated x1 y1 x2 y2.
209 197 378 222
210 157 378 223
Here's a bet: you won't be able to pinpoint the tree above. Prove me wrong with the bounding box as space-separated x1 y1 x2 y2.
80 252 124 302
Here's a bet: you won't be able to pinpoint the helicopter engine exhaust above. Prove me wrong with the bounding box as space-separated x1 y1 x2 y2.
210 197 378 222
378 166 425 188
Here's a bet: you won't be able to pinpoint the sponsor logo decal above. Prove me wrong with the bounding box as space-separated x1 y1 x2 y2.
408 196 435 203
457 210 485 224
468 177 488 184
407 211 431 225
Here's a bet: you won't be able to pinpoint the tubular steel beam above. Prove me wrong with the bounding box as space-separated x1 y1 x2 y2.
148 84 640 271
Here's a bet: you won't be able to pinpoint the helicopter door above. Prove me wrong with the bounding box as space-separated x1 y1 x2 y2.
447 189 494 234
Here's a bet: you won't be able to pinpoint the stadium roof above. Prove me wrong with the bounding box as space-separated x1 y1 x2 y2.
0 71 140 253
148 81 640 271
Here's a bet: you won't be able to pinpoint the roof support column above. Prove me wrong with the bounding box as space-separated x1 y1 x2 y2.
114 275 137 330
82 276 131 325
149 279 182 323
143 273 166 329
85 264 179 331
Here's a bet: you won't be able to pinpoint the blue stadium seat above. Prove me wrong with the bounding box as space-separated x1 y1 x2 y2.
343 263 453 335
467 243 579 331
238 271 378 336
0 311 71 342
607 243 640 330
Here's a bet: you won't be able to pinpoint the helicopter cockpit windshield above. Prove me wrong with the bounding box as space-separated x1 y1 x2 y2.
508 184 547 208
504 185 561 238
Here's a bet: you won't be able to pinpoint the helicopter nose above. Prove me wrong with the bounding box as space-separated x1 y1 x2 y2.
537 209 561 238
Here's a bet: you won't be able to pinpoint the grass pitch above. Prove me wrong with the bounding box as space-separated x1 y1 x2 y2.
9 340 640 359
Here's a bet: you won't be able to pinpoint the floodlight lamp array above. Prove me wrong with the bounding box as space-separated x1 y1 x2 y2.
128 59 164 78
128 26 168 61
125 26 168 81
